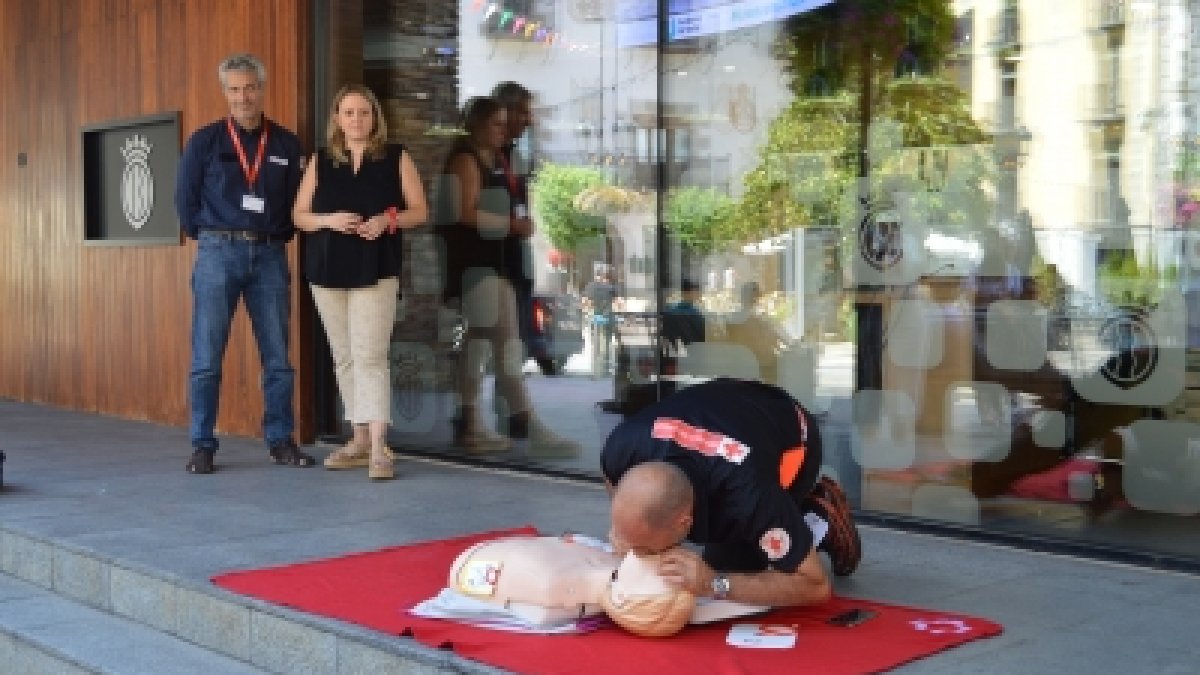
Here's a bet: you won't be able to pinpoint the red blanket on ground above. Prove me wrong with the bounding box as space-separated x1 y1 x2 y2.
213 527 1002 674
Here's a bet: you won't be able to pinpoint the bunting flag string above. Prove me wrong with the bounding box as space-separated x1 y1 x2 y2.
470 0 596 50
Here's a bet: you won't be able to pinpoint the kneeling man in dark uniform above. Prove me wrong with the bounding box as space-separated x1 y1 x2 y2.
601 378 861 608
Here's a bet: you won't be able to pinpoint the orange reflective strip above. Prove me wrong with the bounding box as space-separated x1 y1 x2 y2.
779 445 807 489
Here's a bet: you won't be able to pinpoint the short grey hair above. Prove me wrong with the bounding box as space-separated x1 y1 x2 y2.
218 53 267 87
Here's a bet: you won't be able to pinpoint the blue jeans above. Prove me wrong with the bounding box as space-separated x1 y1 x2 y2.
189 232 294 450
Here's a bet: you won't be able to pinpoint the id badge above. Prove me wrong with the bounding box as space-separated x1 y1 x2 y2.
241 194 265 214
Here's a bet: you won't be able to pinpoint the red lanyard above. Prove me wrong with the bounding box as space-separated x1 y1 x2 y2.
496 149 519 196
225 117 269 191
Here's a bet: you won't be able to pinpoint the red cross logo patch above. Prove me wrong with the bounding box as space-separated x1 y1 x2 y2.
759 528 791 561
718 437 749 463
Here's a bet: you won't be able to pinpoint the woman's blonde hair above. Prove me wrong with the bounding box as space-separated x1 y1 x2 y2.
325 84 388 165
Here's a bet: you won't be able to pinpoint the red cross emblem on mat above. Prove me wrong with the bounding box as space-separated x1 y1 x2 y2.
759 528 791 561
910 618 971 635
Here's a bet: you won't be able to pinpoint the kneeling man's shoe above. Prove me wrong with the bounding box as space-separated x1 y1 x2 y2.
806 477 861 576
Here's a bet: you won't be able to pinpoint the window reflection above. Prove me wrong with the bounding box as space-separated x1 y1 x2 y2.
349 0 1200 564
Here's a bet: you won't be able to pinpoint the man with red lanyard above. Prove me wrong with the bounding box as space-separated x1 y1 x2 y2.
601 378 861 608
174 53 312 474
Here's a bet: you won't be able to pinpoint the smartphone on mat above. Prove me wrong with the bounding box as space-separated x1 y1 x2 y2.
827 608 877 627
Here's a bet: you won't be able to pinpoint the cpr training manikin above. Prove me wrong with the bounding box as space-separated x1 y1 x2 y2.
439 534 766 637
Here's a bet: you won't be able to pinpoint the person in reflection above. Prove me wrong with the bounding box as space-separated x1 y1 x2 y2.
490 82 539 428
601 378 861 611
718 281 787 383
968 210 1075 498
970 213 1034 427
440 97 580 458
175 53 312 475
661 278 706 355
291 84 428 481
583 264 618 377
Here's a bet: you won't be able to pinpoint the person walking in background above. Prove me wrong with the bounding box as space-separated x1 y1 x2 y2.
490 81 539 436
291 84 428 481
661 278 706 354
583 264 618 377
175 53 312 475
720 281 786 383
440 97 579 457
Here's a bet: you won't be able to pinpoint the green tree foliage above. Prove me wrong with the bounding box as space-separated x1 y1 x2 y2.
529 163 608 253
780 0 956 102
732 81 992 243
732 95 858 239
663 186 737 253
729 0 992 245
1098 250 1175 308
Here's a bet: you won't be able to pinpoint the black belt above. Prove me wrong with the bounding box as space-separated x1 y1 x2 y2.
202 229 285 243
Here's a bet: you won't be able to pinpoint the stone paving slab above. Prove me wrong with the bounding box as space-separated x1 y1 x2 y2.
3 398 1200 674
0 573 269 675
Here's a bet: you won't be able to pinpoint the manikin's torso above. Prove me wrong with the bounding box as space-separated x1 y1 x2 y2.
450 536 616 609
445 535 764 637
448 536 672 610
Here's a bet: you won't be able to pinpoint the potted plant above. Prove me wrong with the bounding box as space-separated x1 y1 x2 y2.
529 163 608 255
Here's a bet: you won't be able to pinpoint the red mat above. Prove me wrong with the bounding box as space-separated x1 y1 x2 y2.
213 527 1002 674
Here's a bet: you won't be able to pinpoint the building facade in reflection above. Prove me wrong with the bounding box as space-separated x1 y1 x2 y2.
349 0 1200 568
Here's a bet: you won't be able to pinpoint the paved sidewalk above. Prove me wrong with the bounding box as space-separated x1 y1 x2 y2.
2 398 1199 673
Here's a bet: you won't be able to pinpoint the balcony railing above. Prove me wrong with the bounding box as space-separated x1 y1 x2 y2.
994 99 1019 132
1093 80 1124 119
1093 189 1115 227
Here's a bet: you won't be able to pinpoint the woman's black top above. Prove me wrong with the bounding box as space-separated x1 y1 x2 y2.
305 143 406 289
439 142 516 302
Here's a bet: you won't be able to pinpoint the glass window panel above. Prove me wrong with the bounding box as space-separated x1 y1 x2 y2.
1124 420 1200 515
944 382 1012 462
985 300 1049 371
887 298 946 370
330 0 1200 566
851 390 917 470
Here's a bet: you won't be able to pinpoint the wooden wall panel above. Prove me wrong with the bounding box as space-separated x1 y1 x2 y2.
0 0 316 442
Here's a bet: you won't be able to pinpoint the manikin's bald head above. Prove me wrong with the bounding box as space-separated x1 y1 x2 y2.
609 462 694 557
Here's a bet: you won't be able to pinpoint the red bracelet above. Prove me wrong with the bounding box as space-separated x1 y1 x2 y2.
386 207 399 234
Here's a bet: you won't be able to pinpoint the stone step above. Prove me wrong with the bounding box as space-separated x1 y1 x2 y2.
0 571 269 675
0 526 505 674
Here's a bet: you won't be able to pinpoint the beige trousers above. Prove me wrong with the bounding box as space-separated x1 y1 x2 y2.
456 270 531 418
310 277 399 424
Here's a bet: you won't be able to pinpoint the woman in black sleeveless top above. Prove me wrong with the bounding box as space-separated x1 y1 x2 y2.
292 84 428 480
440 97 579 457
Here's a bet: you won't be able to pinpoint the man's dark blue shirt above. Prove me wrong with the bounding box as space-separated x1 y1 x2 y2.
175 117 304 240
